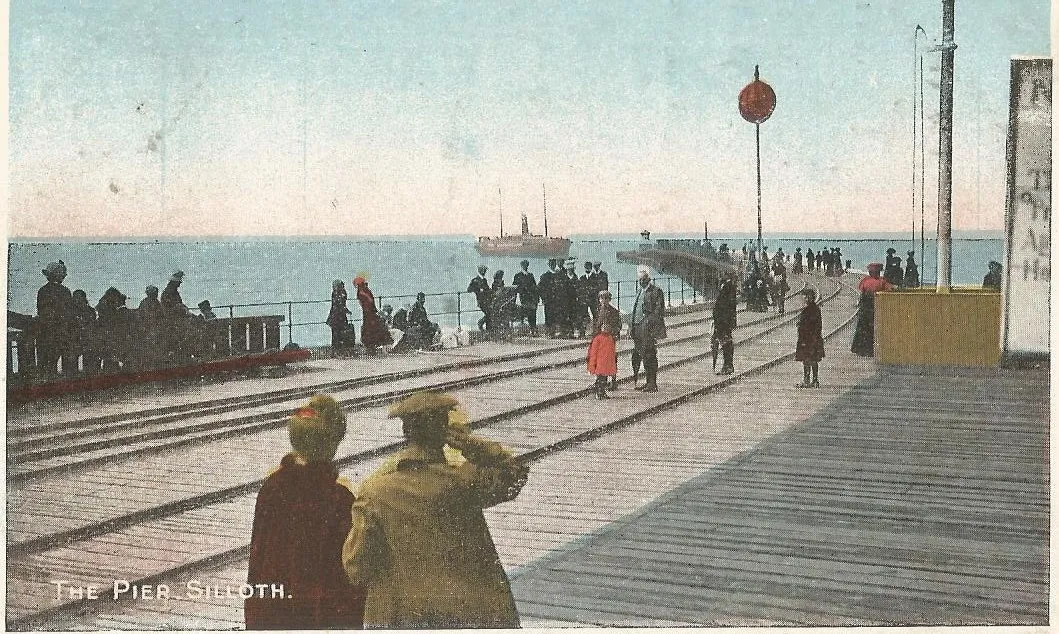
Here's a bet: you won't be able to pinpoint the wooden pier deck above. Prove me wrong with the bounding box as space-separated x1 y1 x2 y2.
6 272 1049 629
510 360 1048 627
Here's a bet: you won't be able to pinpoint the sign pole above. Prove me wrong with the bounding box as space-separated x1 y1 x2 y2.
739 65 775 263
756 122 763 258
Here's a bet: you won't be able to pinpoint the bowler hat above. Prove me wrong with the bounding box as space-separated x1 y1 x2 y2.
43 261 67 278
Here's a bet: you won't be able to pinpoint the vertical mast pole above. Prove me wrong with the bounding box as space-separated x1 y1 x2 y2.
936 0 956 291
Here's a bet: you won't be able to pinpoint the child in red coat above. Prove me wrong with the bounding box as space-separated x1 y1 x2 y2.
245 395 365 630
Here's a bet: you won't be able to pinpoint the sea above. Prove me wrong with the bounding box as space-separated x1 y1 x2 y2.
8 233 1004 348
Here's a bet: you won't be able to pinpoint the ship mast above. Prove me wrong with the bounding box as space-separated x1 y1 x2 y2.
543 183 549 237
499 187 504 237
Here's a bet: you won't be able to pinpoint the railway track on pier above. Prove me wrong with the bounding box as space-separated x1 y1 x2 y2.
7 283 810 484
8 274 857 630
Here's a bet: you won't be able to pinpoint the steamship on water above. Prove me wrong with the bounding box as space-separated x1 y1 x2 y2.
475 185 571 259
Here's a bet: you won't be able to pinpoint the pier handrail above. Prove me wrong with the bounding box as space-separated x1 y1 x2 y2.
186 274 701 347
6 274 705 380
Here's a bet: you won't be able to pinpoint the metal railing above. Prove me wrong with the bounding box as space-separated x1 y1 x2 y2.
197 275 706 348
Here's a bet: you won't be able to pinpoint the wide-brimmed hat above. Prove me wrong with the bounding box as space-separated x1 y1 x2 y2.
42 261 67 278
886 248 896 254
145 285 159 295
388 391 460 422
353 276 367 286
637 265 651 279
198 300 212 309
170 270 185 283
867 263 884 272
593 260 602 266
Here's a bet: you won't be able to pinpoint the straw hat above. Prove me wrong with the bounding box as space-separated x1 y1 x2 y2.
42 261 67 279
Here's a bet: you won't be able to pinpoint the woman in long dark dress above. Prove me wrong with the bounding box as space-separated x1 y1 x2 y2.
326 280 351 350
795 288 824 387
850 263 894 357
353 276 392 353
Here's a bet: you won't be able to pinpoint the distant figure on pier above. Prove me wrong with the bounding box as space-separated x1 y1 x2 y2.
513 260 539 336
805 248 814 272
588 289 622 398
197 300 217 320
161 270 194 361
851 263 894 357
36 260 73 377
246 395 365 630
343 392 527 629
885 247 899 272
815 249 823 270
490 271 517 340
718 243 731 263
629 266 667 391
884 254 904 287
560 261 581 338
592 261 610 303
467 265 493 332
326 280 353 351
96 287 131 372
903 251 921 288
712 277 738 375
580 261 598 324
793 247 803 274
983 260 1003 290
772 264 790 314
69 289 99 375
354 276 393 353
833 248 844 275
795 288 824 387
538 260 560 337
137 286 164 368
407 292 440 349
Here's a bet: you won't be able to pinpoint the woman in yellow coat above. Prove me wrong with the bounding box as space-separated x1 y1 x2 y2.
342 392 529 629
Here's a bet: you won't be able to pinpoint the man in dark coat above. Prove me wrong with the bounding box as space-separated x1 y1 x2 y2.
983 260 1003 290
592 261 609 298
512 260 539 336
793 248 803 274
538 260 560 338
629 267 667 391
805 248 815 272
467 265 493 332
903 251 921 288
407 292 440 348
579 261 598 327
36 260 73 377
795 288 824 387
247 395 365 629
711 277 738 375
557 261 579 338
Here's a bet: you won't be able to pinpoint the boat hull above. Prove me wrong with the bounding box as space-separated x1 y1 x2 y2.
475 236 572 259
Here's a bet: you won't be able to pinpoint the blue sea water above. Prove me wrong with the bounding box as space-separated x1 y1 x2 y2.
7 234 1003 347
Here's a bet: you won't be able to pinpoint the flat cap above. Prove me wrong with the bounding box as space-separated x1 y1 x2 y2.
388 391 460 420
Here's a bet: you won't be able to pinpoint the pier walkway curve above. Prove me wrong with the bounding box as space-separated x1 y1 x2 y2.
5 272 1048 629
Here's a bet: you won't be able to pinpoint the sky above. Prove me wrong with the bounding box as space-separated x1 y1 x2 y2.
7 0 1053 237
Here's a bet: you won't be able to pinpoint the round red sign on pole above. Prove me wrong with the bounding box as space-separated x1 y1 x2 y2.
739 68 776 124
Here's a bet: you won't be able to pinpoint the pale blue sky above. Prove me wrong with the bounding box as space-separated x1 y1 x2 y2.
8 0 1052 236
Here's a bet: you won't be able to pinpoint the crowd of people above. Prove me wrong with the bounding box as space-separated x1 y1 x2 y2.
467 258 611 340
29 262 218 377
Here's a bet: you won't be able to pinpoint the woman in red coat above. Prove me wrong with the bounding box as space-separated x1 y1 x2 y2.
353 276 392 353
587 290 622 398
795 288 825 387
246 395 365 629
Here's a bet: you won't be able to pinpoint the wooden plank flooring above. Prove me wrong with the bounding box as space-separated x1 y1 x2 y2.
508 358 1049 626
